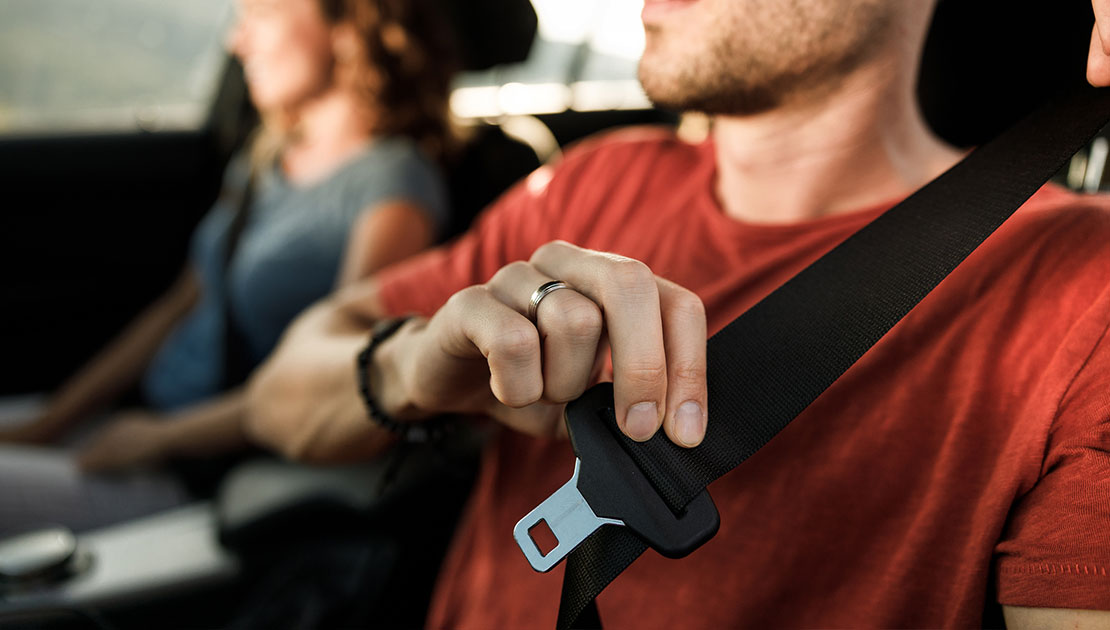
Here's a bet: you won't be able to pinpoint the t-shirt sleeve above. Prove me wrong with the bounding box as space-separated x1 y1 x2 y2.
374 164 562 317
352 140 451 237
994 285 1110 610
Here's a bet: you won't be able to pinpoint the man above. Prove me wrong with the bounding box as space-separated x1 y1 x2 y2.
249 1 1110 627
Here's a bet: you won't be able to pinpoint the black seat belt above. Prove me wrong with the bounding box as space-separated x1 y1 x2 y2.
170 166 259 499
222 167 258 390
510 84 1110 629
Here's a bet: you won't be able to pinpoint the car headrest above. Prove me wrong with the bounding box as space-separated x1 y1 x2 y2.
434 0 538 71
919 1 1094 147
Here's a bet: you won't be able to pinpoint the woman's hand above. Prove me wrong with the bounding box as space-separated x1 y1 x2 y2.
1090 0 1110 85
77 411 173 473
0 416 59 445
382 241 709 447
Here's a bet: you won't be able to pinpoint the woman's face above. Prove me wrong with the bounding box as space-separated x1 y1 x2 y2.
228 0 337 111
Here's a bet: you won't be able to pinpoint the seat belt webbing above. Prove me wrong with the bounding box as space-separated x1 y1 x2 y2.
556 85 1110 629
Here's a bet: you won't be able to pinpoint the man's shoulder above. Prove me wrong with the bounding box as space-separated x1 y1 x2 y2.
1008 185 1110 261
565 124 684 150
985 185 1110 306
1019 183 1110 221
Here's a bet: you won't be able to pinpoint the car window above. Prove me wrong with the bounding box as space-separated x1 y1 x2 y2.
0 0 232 135
451 0 649 118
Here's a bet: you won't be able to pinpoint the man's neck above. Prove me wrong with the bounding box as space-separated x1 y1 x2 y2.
712 61 964 224
282 90 375 186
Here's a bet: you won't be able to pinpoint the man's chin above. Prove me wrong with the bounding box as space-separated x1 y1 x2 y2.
642 83 780 118
641 55 788 116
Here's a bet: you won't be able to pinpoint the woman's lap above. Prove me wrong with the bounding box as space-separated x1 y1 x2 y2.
0 444 190 538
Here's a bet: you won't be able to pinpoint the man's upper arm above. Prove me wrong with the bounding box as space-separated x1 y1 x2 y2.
994 282 1110 612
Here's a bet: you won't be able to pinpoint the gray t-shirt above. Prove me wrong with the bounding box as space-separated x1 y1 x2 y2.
142 137 448 411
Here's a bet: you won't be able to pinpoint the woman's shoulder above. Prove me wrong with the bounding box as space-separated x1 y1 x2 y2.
335 137 445 197
359 136 439 174
326 137 450 225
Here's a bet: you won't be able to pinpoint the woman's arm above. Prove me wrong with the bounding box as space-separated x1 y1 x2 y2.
77 388 251 472
336 200 438 288
236 200 436 461
4 269 201 444
79 198 437 464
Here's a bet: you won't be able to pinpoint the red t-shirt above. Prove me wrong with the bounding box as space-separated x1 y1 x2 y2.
377 128 1110 628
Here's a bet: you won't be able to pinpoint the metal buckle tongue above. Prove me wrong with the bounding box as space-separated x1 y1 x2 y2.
514 383 720 572
513 458 624 572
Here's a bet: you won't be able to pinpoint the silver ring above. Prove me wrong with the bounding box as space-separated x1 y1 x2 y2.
527 280 570 321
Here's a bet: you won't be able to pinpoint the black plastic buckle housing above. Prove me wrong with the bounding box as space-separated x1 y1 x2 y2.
514 383 719 571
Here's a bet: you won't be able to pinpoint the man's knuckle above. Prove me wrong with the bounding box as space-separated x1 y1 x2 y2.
553 299 603 339
611 258 654 284
622 361 668 388
666 290 710 328
445 285 487 312
489 261 531 286
669 358 706 384
530 240 572 263
492 326 539 362
672 291 707 321
602 259 657 301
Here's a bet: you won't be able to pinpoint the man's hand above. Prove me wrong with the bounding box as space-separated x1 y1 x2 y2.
77 411 172 473
382 241 709 447
1090 0 1110 85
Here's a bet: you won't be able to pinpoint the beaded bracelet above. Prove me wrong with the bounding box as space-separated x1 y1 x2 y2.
355 316 451 443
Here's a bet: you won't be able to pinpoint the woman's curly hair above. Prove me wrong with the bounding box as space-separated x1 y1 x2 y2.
320 0 458 164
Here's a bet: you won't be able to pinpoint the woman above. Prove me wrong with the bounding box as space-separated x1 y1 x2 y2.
0 0 455 535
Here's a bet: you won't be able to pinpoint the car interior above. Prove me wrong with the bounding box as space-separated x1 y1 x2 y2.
0 1 1106 629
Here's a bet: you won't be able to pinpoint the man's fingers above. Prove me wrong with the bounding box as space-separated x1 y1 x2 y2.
439 286 544 407
468 241 709 448
1091 0 1110 85
486 262 603 404
1095 0 1110 54
531 241 668 442
656 279 708 447
486 401 567 439
1090 25 1110 86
